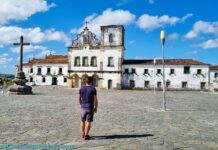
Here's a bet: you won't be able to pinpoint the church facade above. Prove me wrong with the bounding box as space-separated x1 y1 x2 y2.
20 25 218 91
67 25 124 89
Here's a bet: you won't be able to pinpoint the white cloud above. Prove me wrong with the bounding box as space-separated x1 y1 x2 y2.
72 8 135 36
0 0 55 25
70 28 78 34
195 38 218 49
185 50 198 55
0 53 13 64
36 49 56 58
128 40 135 44
136 14 192 31
185 21 218 39
181 14 193 22
0 26 69 47
167 33 179 41
116 0 132 6
148 0 155 4
11 45 49 53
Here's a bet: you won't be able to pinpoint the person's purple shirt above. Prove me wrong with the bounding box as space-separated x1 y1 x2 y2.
79 85 97 110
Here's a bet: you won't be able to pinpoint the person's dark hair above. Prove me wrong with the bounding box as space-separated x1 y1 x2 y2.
86 77 93 85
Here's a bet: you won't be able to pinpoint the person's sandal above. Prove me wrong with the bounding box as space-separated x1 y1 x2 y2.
84 135 91 140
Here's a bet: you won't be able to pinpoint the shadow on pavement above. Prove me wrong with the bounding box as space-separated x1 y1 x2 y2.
91 134 154 140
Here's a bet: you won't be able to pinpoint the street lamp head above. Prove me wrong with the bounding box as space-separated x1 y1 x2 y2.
160 30 166 45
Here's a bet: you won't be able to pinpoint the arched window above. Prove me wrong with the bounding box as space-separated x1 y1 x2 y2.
91 57 97 67
83 57 89 66
108 57 114 67
74 57 80 66
83 35 89 44
109 33 114 43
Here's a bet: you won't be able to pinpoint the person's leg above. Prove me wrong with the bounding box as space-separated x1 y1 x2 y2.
84 110 94 139
80 109 87 138
80 121 85 137
85 121 91 136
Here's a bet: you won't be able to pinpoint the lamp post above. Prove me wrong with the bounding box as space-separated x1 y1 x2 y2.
160 30 166 111
153 58 156 96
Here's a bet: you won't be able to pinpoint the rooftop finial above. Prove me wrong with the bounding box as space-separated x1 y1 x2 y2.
85 21 89 29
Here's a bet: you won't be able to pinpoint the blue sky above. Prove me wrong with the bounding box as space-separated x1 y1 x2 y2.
0 0 218 74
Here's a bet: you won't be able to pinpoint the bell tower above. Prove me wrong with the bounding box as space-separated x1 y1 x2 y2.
101 25 125 47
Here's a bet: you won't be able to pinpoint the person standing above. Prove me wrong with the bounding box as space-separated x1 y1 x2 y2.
78 77 98 140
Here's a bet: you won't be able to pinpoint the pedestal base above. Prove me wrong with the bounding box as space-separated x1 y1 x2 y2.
8 85 33 95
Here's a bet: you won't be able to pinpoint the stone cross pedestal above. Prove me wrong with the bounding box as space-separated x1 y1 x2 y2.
8 36 33 95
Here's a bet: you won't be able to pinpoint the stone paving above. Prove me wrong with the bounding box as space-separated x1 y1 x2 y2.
0 86 218 150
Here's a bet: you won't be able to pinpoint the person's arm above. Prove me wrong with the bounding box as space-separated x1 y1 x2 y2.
78 95 82 105
78 89 82 105
94 95 98 113
93 88 98 113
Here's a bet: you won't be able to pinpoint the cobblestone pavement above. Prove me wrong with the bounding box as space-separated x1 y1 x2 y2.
0 86 218 150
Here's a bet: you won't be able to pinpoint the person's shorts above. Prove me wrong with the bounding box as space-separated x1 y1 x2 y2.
80 108 94 122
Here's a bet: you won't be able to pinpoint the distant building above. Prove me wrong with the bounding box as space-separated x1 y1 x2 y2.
22 55 68 86
209 66 218 92
19 25 217 91
122 59 210 90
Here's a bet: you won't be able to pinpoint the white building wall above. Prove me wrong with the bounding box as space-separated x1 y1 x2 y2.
210 70 218 91
70 47 101 71
122 64 210 90
102 73 119 89
23 64 68 86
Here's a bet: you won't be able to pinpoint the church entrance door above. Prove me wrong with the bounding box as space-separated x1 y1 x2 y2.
52 77 57 85
108 80 112 89
72 74 79 88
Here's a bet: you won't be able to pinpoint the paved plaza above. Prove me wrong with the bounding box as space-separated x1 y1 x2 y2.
0 86 218 150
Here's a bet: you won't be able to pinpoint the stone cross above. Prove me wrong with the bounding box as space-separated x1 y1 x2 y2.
13 36 30 72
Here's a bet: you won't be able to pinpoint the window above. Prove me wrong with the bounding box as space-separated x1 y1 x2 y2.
59 68 63 75
74 57 80 66
157 69 162 74
182 82 188 88
144 69 149 74
30 77 33 82
83 35 89 44
215 73 218 78
157 82 162 88
83 57 88 66
91 57 97 66
42 77 46 83
184 66 190 74
109 33 114 43
30 68 33 73
131 68 136 74
64 78 67 83
37 67 41 75
166 81 170 88
47 68 51 75
108 57 114 67
144 81 150 88
130 80 135 88
170 69 175 74
197 69 202 74
201 82 206 89
124 69 129 74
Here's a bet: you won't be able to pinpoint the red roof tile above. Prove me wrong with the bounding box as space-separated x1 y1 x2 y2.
123 59 208 65
23 55 68 66
210 65 218 70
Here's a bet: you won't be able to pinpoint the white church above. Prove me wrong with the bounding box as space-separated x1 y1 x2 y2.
21 25 218 91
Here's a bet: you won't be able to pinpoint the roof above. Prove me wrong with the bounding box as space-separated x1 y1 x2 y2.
210 65 218 70
122 59 208 65
23 54 68 66
101 25 124 30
